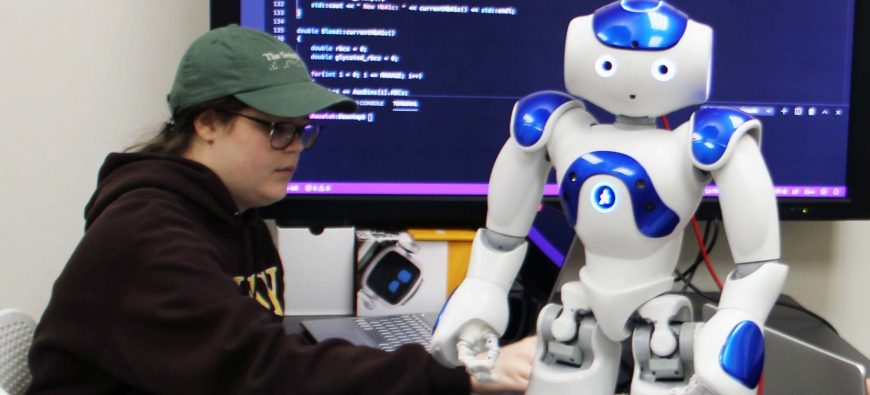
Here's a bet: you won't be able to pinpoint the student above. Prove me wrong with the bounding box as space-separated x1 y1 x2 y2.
27 25 534 395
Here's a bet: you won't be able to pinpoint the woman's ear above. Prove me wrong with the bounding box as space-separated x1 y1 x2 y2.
192 109 225 144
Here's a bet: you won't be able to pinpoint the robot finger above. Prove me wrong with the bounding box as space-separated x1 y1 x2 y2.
457 339 497 370
484 331 501 361
456 331 501 380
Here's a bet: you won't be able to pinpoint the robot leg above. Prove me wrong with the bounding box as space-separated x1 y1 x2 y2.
631 294 711 395
527 281 621 395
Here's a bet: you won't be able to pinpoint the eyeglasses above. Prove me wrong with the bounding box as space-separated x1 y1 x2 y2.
217 110 321 150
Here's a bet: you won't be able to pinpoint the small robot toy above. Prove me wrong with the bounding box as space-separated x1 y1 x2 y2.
431 1 788 394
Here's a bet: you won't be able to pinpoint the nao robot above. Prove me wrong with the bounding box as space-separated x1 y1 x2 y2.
431 1 789 394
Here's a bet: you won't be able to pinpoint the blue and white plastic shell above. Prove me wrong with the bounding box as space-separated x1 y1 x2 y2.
719 320 765 389
511 91 578 150
559 151 679 238
593 0 689 50
691 107 761 171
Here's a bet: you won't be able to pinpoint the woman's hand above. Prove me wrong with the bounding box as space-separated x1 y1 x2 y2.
470 336 537 394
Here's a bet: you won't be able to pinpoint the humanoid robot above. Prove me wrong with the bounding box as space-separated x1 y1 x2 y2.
431 1 789 394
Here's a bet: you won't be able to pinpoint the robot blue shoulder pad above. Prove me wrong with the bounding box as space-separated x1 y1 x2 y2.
691 107 760 170
593 0 688 50
511 90 579 149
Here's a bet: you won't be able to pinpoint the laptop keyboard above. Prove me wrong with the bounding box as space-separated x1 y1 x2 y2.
353 314 433 352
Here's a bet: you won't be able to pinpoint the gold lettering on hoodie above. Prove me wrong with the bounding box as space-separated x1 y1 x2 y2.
233 266 284 315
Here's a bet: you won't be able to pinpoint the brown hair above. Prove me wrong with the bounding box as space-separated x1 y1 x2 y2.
127 96 248 155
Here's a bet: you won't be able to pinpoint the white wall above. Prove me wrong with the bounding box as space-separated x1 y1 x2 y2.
0 0 209 317
1 0 868 360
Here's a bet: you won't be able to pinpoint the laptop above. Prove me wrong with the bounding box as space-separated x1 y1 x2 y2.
701 304 868 395
762 325 867 394
301 313 437 352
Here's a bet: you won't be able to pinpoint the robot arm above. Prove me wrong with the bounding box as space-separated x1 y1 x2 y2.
713 129 787 323
689 108 789 394
429 228 527 377
431 92 577 372
430 141 548 370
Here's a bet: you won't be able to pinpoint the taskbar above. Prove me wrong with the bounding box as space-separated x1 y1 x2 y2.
286 182 847 198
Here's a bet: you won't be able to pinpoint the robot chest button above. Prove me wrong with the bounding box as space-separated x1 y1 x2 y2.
558 151 679 238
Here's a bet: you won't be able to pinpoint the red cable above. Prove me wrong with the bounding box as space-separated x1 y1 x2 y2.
759 372 765 395
661 115 672 130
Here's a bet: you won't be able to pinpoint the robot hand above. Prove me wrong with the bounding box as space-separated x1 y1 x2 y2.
430 276 509 380
457 319 501 383
693 263 788 395
692 309 763 395
431 229 527 380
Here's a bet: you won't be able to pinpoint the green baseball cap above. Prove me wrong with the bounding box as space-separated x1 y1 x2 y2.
167 25 356 117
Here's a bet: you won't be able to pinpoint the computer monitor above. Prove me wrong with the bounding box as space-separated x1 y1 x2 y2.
211 0 870 227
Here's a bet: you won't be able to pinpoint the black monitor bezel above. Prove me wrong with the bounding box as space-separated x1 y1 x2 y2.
213 0 870 228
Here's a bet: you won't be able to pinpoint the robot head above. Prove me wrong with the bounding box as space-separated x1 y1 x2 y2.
564 0 713 118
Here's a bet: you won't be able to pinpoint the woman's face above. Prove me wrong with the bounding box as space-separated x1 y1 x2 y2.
202 108 308 212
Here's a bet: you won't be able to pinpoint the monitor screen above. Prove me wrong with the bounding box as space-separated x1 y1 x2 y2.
212 0 870 226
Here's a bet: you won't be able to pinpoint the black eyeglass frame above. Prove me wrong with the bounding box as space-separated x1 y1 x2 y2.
217 110 321 150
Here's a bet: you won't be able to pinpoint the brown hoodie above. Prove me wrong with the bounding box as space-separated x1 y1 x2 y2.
28 153 469 395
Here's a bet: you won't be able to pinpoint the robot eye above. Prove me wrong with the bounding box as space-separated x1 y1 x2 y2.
651 59 677 82
595 55 618 78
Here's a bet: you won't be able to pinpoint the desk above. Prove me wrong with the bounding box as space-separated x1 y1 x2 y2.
283 294 869 394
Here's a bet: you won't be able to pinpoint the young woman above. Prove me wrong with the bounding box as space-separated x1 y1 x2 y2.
27 25 534 394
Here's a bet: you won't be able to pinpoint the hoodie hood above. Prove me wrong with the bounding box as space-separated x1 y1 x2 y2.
84 153 240 229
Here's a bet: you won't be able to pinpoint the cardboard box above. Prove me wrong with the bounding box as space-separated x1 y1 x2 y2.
277 227 355 315
355 229 475 316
